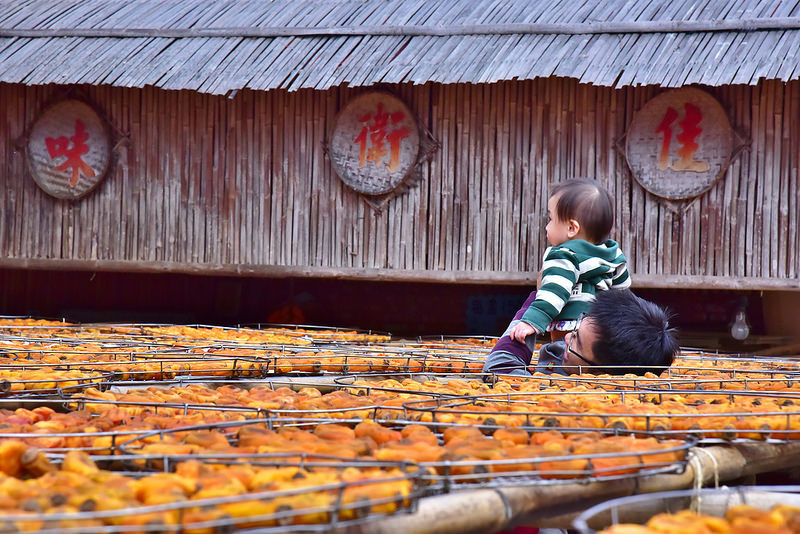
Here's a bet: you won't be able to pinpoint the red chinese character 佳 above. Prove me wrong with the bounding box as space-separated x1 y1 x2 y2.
654 103 709 172
45 119 96 187
353 103 410 173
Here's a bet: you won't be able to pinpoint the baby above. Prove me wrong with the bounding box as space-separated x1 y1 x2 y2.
483 178 633 376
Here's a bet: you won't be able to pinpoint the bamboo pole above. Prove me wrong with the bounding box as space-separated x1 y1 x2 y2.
7 18 800 39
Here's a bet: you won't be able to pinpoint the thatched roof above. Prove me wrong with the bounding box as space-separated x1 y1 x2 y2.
2 0 799 94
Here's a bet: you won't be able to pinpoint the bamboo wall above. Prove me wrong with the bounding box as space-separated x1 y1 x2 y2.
0 79 798 290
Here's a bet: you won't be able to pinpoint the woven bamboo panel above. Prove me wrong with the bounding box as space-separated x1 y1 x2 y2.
0 79 797 289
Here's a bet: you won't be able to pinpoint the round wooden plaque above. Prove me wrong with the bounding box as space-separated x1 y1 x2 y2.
625 87 734 200
329 92 420 196
27 99 112 200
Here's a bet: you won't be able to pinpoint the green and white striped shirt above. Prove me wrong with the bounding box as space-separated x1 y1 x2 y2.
521 239 630 333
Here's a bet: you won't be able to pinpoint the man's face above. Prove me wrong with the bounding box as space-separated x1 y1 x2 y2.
562 317 603 375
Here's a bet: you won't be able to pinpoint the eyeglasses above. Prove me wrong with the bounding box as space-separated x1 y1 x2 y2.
566 314 595 367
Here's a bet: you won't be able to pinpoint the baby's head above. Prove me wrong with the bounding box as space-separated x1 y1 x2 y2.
546 178 613 246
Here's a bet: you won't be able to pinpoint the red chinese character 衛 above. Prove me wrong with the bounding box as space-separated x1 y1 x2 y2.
353 103 411 172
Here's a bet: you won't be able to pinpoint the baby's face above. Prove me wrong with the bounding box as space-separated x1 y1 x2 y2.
545 193 571 246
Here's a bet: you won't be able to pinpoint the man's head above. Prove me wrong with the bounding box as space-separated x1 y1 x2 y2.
562 290 679 375
547 178 614 245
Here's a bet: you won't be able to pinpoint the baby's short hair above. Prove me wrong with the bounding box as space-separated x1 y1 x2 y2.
551 178 613 243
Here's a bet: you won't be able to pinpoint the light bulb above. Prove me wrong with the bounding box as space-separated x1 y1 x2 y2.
730 309 750 340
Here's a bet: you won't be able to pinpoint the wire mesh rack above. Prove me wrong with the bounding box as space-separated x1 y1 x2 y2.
241 322 393 345
0 321 314 352
0 365 110 398
482 360 800 392
572 485 800 533
0 452 425 533
93 413 695 493
53 371 800 438
398 389 800 442
0 341 489 381
400 335 498 353
66 380 426 421
417 444 692 491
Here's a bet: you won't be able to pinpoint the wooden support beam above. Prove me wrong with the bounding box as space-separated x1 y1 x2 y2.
0 258 798 291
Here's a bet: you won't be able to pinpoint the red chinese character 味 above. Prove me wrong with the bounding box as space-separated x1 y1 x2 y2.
45 119 95 187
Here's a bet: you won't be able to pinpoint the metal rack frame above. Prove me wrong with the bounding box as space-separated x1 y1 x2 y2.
0 460 426 534
573 485 800 533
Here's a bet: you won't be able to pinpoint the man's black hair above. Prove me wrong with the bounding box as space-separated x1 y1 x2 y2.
589 289 679 375
551 178 614 244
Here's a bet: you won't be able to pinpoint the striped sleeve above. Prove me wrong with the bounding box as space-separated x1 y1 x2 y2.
610 248 631 289
611 265 631 288
520 247 579 333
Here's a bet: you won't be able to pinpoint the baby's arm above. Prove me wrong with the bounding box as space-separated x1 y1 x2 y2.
520 248 580 332
610 257 631 289
509 321 537 342
509 269 545 342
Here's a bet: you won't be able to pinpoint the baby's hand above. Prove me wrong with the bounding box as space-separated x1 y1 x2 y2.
509 322 537 343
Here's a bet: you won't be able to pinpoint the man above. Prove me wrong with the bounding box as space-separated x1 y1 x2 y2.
482 289 679 377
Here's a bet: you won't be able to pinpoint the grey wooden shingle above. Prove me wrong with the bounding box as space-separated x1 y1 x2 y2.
83 39 146 85
1 0 800 93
